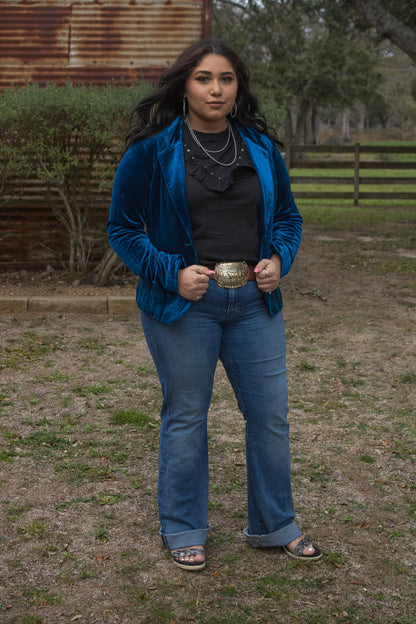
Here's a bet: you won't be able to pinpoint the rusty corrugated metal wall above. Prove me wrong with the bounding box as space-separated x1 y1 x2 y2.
0 0 211 270
0 0 211 88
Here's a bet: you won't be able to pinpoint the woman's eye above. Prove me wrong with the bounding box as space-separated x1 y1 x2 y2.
222 76 234 83
196 76 209 82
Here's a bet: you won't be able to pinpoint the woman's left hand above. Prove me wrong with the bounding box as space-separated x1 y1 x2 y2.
254 254 282 293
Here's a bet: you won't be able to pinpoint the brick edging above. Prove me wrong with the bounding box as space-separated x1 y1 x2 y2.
0 296 137 315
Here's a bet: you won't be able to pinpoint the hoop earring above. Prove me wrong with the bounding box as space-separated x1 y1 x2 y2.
230 101 238 118
182 97 187 117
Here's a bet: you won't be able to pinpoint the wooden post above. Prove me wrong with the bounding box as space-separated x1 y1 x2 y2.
354 142 360 206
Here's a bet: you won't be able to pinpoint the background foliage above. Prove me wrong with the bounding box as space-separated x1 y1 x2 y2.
213 0 416 143
0 81 152 281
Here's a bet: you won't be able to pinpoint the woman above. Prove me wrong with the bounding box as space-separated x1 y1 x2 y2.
107 38 322 571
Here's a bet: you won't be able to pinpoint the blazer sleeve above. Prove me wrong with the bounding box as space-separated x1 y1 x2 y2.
270 145 303 278
107 142 186 294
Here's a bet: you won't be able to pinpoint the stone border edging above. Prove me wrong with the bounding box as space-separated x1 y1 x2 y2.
0 296 137 315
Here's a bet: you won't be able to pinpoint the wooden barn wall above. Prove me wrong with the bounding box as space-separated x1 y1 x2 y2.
0 0 211 270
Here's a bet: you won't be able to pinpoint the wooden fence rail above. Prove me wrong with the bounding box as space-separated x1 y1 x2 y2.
284 144 416 205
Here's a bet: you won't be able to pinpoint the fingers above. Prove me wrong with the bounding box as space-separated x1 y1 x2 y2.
195 264 214 287
194 265 215 299
178 264 214 301
254 259 267 274
254 257 281 293
195 264 214 278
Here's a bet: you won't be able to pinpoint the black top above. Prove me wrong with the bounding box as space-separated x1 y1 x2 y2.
183 123 262 267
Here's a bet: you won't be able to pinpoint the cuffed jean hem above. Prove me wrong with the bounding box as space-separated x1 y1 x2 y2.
159 525 211 551
243 521 301 548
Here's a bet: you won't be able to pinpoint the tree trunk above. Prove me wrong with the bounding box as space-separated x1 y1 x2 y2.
341 108 351 143
295 101 311 144
94 247 123 286
311 107 320 145
346 0 416 63
284 109 294 145
356 102 366 131
304 108 314 145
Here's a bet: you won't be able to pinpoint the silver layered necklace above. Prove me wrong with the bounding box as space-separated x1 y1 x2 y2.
185 117 238 167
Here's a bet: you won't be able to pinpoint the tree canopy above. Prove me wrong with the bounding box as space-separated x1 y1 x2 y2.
213 0 384 143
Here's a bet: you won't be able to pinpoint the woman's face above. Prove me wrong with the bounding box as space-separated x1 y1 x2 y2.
184 53 238 132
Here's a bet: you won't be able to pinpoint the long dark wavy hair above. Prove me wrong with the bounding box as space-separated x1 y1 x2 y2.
125 38 277 148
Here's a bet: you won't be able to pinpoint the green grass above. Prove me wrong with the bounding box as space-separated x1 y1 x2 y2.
75 384 113 396
22 519 47 538
53 460 112 483
23 586 62 607
6 503 32 522
76 336 110 353
0 331 65 369
110 409 155 427
21 431 73 448
361 139 416 151
297 203 416 228
0 448 14 462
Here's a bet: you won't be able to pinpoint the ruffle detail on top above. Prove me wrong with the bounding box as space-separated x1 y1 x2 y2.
183 123 254 192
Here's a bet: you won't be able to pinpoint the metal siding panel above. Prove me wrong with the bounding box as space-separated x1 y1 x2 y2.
0 0 207 87
70 2 203 66
0 5 70 64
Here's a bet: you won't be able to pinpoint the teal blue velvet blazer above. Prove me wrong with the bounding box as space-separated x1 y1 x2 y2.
107 116 302 324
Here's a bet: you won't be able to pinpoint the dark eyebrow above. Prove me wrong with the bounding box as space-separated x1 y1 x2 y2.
193 70 235 76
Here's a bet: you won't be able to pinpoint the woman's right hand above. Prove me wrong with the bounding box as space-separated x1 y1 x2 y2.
178 264 214 301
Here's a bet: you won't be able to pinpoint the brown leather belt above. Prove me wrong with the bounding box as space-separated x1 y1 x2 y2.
210 261 256 289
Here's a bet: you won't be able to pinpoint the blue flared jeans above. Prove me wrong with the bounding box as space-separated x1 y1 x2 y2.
141 280 301 551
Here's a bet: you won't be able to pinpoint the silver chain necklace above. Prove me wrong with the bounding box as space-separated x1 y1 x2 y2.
201 124 232 154
185 118 238 167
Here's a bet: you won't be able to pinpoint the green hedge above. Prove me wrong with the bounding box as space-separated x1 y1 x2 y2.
0 81 152 279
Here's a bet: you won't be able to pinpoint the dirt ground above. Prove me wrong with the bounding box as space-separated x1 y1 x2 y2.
0 267 137 298
0 217 415 624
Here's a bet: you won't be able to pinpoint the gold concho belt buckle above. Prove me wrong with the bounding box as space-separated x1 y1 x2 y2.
214 261 249 289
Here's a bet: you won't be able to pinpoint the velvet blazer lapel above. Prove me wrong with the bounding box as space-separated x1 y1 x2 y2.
156 118 193 240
